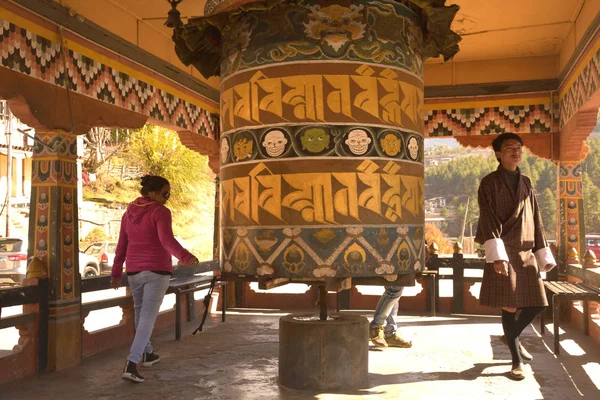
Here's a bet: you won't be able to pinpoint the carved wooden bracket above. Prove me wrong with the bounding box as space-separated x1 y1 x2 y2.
177 131 220 173
558 109 597 162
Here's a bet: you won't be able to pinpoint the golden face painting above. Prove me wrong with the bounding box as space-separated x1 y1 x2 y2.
233 138 253 161
380 133 401 156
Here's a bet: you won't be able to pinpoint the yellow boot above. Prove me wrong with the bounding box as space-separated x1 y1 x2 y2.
369 326 388 348
385 332 412 348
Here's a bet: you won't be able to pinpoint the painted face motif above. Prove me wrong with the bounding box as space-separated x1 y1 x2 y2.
304 4 366 52
380 133 401 156
300 128 330 153
262 130 288 157
407 137 419 160
345 129 371 155
221 138 230 163
233 138 253 161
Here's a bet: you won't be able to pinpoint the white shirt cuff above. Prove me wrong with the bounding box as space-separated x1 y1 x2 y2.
535 247 556 270
484 238 509 263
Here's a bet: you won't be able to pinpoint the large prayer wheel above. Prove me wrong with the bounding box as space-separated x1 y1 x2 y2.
173 0 461 280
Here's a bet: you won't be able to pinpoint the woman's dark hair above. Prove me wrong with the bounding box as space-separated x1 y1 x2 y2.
492 133 523 162
140 175 169 196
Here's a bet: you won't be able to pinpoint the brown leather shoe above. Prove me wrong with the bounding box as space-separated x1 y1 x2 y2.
500 335 533 361
510 363 526 380
385 332 413 348
369 326 388 348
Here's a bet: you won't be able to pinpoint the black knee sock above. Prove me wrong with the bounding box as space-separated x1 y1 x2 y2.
501 310 521 364
513 306 546 338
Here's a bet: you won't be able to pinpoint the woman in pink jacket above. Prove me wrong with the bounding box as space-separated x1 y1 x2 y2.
111 175 198 383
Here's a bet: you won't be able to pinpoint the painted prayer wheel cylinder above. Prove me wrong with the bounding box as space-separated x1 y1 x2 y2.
217 0 426 280
279 314 369 390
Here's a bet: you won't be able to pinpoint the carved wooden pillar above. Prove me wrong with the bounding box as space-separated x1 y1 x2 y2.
27 130 81 371
557 161 586 279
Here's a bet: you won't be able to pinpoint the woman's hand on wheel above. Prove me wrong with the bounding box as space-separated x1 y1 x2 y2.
186 256 199 266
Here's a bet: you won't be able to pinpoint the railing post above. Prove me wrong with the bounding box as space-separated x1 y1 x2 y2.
583 251 597 301
583 250 596 269
452 241 464 314
428 242 440 313
336 289 351 311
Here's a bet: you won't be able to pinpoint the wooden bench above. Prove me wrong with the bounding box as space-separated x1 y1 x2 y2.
540 281 600 355
167 275 226 341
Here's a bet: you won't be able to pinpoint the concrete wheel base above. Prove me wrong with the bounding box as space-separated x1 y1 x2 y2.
278 313 369 391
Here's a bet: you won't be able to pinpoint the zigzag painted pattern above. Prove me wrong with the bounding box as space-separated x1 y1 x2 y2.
424 105 552 137
0 20 219 139
560 48 600 128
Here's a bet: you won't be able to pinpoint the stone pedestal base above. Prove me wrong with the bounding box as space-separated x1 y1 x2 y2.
279 314 368 391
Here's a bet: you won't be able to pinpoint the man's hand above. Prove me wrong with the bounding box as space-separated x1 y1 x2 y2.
542 263 555 272
493 260 509 276
110 277 120 290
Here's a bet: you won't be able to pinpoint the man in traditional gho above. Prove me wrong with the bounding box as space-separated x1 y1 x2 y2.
475 133 556 380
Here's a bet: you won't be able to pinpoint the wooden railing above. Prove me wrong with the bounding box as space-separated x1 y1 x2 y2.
0 278 49 382
0 261 219 384
426 243 485 314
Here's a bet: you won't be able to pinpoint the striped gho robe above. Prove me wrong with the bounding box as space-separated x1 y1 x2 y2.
475 166 556 308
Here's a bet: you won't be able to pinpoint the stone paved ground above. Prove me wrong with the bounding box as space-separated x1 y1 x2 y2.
1 311 599 400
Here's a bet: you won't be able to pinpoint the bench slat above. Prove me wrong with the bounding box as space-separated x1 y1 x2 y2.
562 283 585 294
544 281 600 297
544 281 566 294
563 282 596 294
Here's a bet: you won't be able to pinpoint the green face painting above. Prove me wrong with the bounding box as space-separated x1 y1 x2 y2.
301 128 330 153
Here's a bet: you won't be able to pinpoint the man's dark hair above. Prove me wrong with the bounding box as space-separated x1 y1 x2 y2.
140 175 169 195
492 133 523 162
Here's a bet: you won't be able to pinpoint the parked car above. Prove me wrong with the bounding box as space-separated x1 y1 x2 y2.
83 242 117 275
0 237 101 283
79 251 101 277
585 234 600 256
0 238 28 283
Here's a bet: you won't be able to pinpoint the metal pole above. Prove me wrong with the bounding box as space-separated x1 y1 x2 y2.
460 197 469 249
469 218 473 254
5 105 12 237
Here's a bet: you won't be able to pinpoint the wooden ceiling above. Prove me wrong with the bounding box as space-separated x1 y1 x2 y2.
102 0 586 62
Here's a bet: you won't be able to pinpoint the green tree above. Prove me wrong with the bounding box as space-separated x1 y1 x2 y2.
125 125 213 209
582 172 600 234
582 137 600 187
539 188 556 239
125 124 216 259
